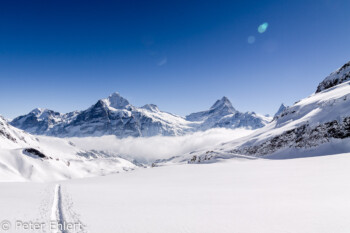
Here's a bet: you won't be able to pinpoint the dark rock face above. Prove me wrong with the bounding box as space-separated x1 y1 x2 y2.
231 116 350 156
24 148 48 159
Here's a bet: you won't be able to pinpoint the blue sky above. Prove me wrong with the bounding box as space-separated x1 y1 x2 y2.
1 0 350 119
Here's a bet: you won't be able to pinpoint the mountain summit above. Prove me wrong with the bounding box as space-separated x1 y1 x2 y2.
210 96 236 112
103 92 131 109
186 97 270 130
11 94 270 137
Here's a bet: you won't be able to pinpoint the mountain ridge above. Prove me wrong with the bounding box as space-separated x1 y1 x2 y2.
173 60 350 163
11 95 270 137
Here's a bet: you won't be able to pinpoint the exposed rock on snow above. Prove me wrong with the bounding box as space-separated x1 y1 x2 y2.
23 148 48 159
273 103 287 118
230 117 350 156
316 61 350 93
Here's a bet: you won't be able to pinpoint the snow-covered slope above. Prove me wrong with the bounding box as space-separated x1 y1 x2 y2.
0 116 136 181
169 61 350 163
0 115 40 149
11 93 269 137
230 75 350 156
273 103 287 118
62 153 350 233
3 152 349 233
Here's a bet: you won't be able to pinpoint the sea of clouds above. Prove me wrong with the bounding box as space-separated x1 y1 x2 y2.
70 128 253 163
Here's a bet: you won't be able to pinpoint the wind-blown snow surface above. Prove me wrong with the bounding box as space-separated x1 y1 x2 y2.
1 153 350 233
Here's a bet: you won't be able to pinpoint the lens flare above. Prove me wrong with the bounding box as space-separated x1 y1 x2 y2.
247 36 255 44
258 22 269 33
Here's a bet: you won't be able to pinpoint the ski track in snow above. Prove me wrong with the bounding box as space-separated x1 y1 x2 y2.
51 184 65 233
50 184 86 233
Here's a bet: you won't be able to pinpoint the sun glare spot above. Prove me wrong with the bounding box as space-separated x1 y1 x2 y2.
258 22 269 33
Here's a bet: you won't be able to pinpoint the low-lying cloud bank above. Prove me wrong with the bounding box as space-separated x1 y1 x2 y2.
70 128 253 163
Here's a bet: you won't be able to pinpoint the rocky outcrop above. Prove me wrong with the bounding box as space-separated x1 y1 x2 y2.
231 117 350 156
316 61 350 93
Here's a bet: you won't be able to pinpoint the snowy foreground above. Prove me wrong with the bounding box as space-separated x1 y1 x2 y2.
1 61 350 232
1 153 350 233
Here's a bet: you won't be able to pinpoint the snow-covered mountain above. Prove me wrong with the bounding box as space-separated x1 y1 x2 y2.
11 93 192 137
10 108 80 135
11 93 270 137
186 96 271 130
0 116 137 181
0 115 39 149
166 60 350 163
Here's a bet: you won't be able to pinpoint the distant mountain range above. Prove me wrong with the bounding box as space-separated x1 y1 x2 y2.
2 60 350 179
10 94 271 137
178 60 350 163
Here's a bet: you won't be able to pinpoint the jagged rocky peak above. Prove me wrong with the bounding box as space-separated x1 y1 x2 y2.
210 96 236 112
10 93 269 137
185 96 268 130
142 104 159 112
316 60 350 93
186 96 236 122
103 92 131 109
274 103 287 118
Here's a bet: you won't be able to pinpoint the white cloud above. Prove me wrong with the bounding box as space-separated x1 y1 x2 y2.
69 128 253 163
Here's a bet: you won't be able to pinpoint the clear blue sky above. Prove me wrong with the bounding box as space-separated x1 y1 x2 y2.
1 0 350 119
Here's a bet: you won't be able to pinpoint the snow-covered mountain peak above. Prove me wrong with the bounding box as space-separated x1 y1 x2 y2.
316 60 350 93
11 94 268 137
142 104 159 112
103 92 131 109
30 108 45 115
185 97 268 130
29 108 60 119
210 96 235 112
